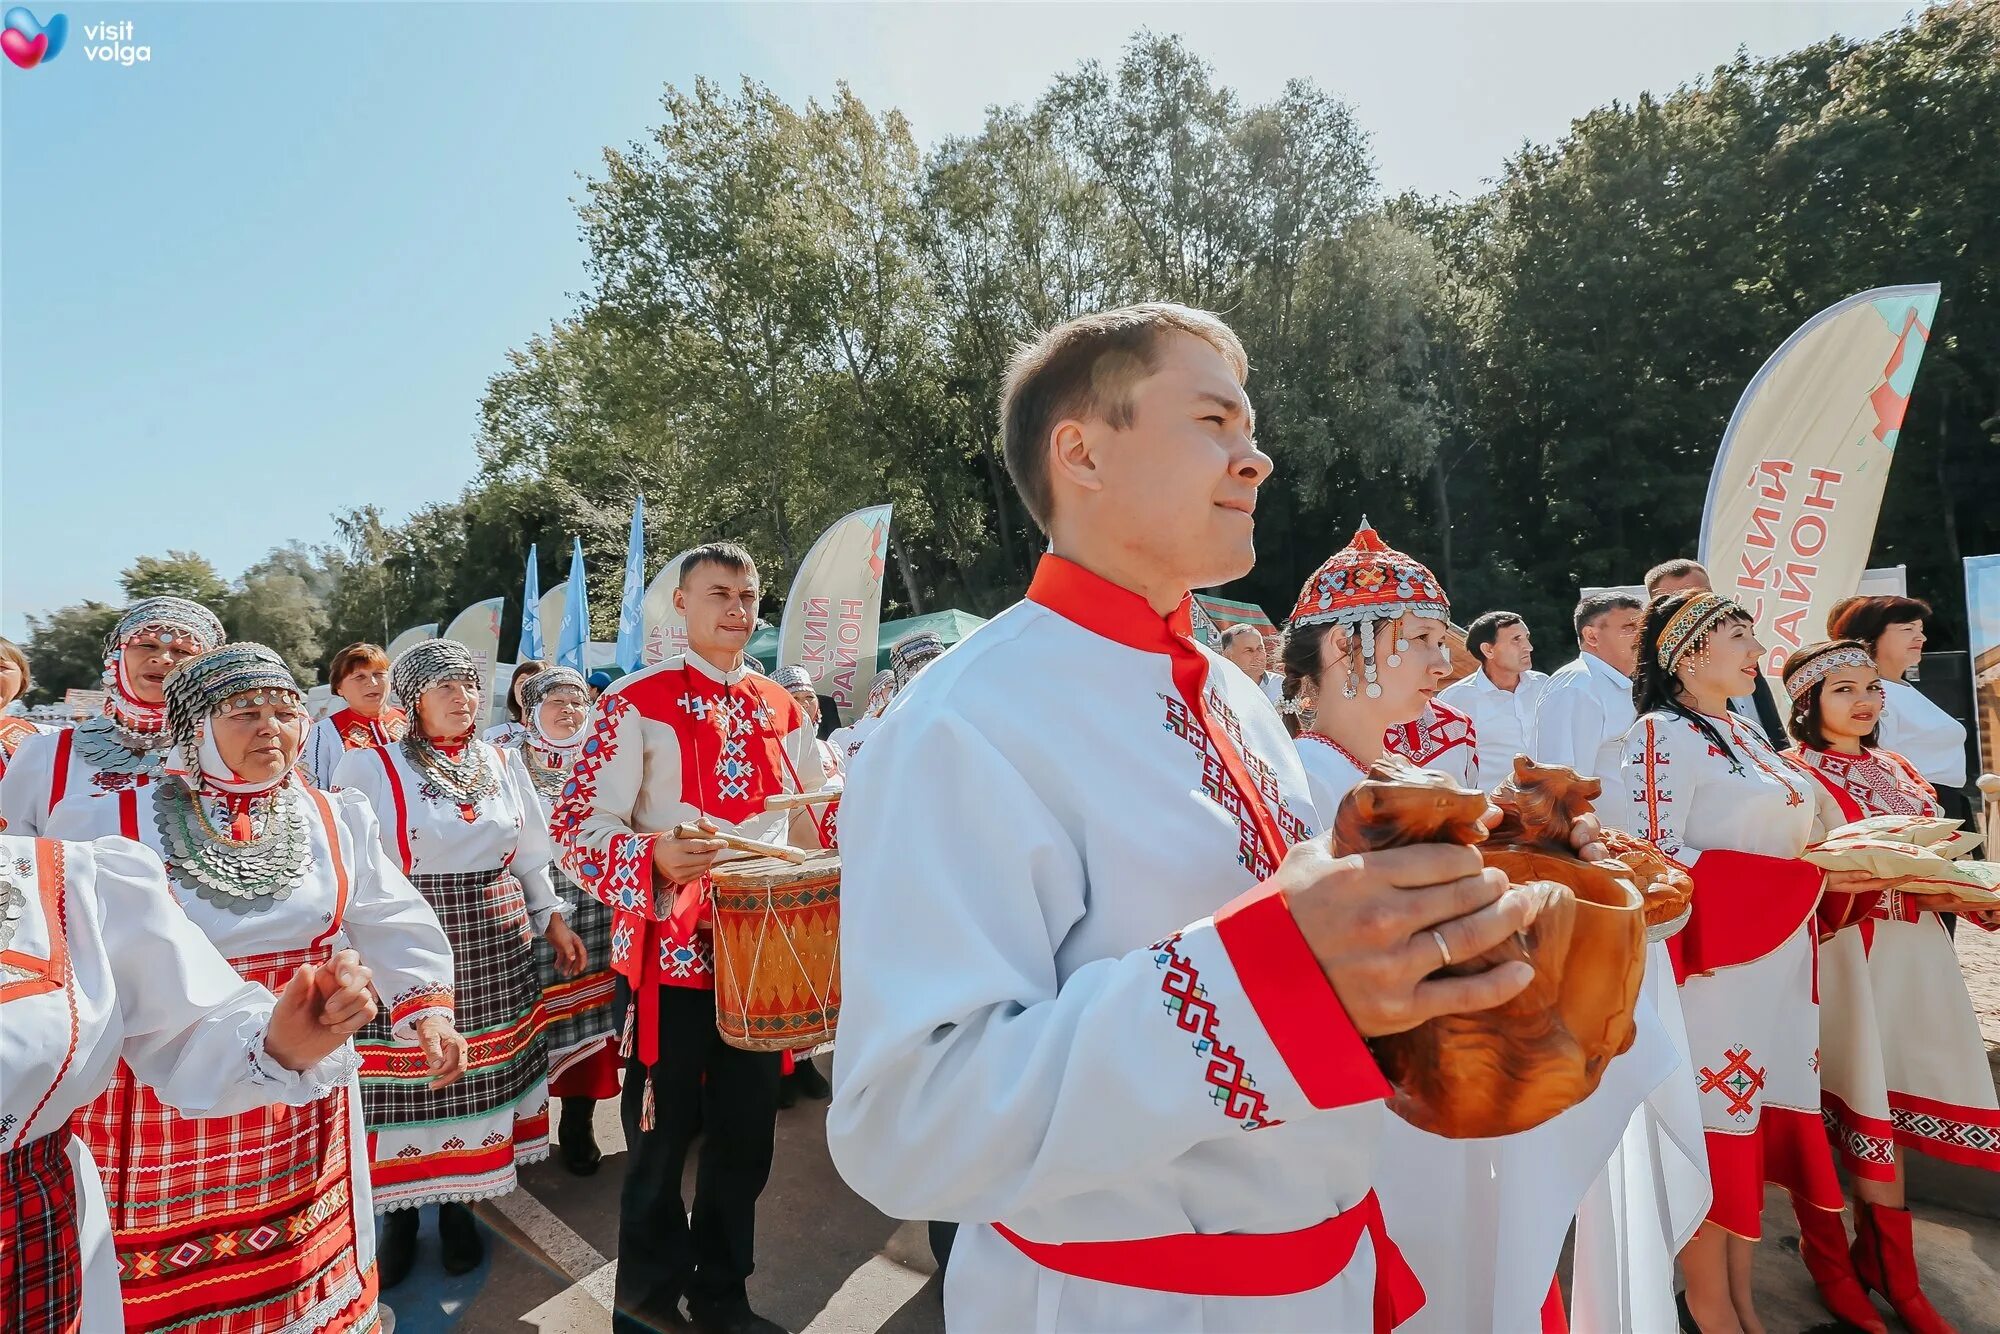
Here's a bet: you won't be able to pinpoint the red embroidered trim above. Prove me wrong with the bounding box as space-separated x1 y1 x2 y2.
1153 933 1282 1130
389 985 456 1027
1298 729 1372 775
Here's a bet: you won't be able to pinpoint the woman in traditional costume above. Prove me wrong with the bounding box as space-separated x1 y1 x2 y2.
1829 597 1972 826
493 665 621 1174
46 643 464 1332
1381 696 1479 789
0 597 224 836
829 669 898 763
486 659 547 749
1 832 378 1334
334 639 584 1283
1278 521 1672 1332
1780 639 1997 1334
1620 593 1899 1334
0 637 53 779
301 643 408 789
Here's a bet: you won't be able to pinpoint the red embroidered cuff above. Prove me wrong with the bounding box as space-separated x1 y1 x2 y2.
1213 877 1390 1110
389 984 455 1030
1668 850 1821 981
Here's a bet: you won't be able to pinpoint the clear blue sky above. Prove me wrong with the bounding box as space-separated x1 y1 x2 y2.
2 1 1921 639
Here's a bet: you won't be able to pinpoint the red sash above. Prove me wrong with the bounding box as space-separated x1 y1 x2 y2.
995 1189 1423 1331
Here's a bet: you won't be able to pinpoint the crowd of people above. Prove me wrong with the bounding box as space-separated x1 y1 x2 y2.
0 300 1994 1334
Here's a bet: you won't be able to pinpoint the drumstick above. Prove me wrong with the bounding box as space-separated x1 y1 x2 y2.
763 791 840 812
673 822 813 864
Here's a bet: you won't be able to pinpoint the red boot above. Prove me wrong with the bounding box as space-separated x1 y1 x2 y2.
1852 1202 1956 1334
1793 1200 1887 1334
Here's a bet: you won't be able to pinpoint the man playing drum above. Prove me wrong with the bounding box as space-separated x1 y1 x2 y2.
828 304 1584 1331
552 541 823 1334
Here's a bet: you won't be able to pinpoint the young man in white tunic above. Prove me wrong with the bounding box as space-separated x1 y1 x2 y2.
829 303 1564 1333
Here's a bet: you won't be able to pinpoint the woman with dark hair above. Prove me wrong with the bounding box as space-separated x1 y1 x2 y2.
485 658 548 748
1621 594 1899 1334
1827 596 1971 824
1781 639 1996 1334
302 642 407 788
1280 522 1663 1333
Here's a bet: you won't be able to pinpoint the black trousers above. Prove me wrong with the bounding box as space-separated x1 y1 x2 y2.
613 980 782 1330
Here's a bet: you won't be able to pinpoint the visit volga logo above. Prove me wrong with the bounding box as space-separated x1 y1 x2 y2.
2 8 151 68
2 8 65 68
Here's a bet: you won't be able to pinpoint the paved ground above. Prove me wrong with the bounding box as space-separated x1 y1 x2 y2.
382 974 2000 1334
384 1075 945 1334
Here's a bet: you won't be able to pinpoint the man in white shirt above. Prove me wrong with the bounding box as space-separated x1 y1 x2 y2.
1218 622 1284 705
828 302 1555 1332
1529 591 1643 821
1438 611 1549 790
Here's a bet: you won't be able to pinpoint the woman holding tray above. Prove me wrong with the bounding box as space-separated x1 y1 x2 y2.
1620 595 1905 1334
1782 638 1998 1334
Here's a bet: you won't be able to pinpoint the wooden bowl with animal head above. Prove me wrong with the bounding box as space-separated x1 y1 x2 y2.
1333 756 1646 1139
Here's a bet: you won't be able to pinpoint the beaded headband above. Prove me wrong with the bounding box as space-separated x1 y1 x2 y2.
772 665 813 694
162 645 302 771
1783 643 1876 702
1657 593 1744 674
391 640 481 709
103 597 226 663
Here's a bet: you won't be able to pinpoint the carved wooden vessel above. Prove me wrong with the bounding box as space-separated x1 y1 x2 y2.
1333 756 1646 1138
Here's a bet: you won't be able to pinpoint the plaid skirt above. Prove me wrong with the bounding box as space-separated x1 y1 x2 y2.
358 868 550 1209
359 867 548 1126
1 1125 81 1334
535 875 617 1080
74 945 373 1334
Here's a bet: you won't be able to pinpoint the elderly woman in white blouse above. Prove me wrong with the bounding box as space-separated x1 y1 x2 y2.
334 639 585 1286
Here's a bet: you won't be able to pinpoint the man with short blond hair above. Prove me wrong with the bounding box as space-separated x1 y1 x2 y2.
830 303 1567 1331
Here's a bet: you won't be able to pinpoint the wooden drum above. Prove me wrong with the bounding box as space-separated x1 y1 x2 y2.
708 850 842 1052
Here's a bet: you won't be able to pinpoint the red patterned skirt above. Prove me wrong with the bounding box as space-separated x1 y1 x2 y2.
73 946 375 1334
1 1124 82 1334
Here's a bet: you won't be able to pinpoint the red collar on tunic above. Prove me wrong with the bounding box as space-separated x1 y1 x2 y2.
1026 554 1196 654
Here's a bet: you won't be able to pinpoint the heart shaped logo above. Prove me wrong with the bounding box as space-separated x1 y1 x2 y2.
2 7 65 69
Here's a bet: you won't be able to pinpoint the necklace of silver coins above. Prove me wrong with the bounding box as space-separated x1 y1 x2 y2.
152 777 312 914
402 731 500 807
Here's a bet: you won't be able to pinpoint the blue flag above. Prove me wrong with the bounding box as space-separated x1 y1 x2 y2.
615 496 646 671
518 544 544 661
558 538 590 672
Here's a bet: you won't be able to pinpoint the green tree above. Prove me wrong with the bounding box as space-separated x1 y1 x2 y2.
121 551 230 607
20 602 119 705
227 545 331 684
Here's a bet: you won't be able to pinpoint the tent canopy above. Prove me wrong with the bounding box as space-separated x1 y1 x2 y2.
1194 594 1277 636
746 607 988 677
